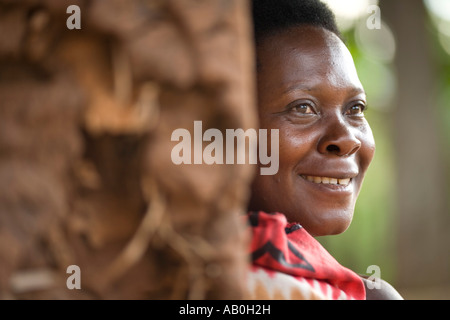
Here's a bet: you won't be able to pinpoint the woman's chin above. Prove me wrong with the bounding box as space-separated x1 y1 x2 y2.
288 210 354 237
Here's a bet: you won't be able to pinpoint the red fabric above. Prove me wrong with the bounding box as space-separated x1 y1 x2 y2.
247 211 366 300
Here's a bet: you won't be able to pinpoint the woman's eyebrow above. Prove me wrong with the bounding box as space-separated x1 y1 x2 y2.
282 83 366 96
282 83 316 94
348 87 366 95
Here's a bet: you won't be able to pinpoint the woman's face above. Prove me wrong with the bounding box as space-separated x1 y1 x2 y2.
249 26 375 237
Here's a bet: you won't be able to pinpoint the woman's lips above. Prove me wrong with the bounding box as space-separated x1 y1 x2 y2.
299 174 352 186
298 173 358 194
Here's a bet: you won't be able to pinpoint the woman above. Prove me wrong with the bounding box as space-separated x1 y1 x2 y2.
246 0 403 300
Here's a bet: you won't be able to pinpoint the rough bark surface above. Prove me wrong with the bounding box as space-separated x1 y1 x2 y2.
0 0 256 299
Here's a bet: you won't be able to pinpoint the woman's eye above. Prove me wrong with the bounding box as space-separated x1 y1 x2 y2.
290 103 315 114
346 103 366 116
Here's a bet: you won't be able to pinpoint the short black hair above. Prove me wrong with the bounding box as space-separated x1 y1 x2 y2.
252 0 341 43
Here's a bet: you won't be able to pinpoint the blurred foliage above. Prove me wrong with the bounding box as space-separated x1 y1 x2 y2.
428 12 450 198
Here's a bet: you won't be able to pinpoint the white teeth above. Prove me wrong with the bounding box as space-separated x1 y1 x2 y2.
338 178 350 185
301 175 351 186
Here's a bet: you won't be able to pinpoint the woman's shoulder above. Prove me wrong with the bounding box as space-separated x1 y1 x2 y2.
359 275 404 300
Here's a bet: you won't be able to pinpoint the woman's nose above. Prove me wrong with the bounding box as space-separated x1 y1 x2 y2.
317 120 361 157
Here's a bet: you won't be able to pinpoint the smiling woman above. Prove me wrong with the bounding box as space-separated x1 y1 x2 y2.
249 25 374 237
245 0 402 300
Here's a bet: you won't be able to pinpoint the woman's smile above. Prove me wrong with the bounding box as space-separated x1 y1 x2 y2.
300 174 353 187
300 175 352 187
296 161 359 192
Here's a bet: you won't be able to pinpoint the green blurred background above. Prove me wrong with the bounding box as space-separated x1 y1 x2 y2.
317 0 450 299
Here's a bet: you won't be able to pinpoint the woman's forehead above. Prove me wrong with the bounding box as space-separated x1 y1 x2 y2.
257 25 362 92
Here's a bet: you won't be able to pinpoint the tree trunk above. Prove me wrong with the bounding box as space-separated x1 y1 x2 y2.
0 0 256 299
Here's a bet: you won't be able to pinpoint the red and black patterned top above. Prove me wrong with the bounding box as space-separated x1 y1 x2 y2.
245 211 366 300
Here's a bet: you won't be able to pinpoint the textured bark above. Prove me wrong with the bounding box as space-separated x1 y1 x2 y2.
0 0 256 299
